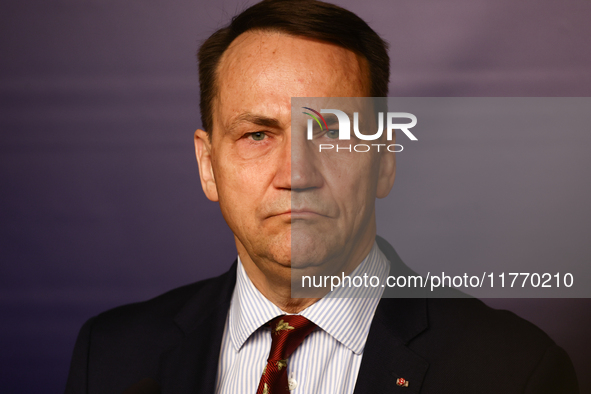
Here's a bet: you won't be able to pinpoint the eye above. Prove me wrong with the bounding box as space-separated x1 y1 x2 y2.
249 132 266 141
326 129 339 139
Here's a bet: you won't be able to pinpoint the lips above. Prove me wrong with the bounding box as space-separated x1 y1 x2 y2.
262 196 335 219
288 209 324 219
270 207 331 220
290 209 318 214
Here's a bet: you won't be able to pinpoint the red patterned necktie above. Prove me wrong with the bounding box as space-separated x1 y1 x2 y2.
255 315 317 394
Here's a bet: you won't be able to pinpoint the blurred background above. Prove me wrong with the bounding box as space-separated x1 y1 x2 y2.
1 0 590 392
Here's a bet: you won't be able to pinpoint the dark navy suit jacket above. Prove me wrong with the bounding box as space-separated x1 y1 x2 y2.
65 237 578 393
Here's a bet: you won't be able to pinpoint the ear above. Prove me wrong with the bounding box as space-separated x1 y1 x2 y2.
194 129 219 202
376 149 396 199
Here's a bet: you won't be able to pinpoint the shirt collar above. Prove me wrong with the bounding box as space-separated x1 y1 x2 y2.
228 258 284 352
228 242 390 355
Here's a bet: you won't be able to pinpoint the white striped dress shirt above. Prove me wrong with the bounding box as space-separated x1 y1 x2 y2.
215 242 390 394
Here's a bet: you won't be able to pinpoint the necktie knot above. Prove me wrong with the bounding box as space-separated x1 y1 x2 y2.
268 315 316 360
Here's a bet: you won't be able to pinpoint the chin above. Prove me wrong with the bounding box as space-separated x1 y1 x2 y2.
258 239 292 268
291 231 342 268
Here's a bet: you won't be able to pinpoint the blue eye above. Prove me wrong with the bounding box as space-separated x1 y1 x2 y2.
326 129 339 139
250 132 266 141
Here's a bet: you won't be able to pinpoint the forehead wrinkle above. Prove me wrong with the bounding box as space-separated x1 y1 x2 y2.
212 33 278 129
211 33 260 132
224 31 366 94
212 31 372 135
224 112 285 134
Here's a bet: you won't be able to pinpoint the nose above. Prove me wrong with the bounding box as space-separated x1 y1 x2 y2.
273 126 323 191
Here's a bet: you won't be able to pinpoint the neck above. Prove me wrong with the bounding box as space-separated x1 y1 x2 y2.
236 228 376 314
238 247 320 313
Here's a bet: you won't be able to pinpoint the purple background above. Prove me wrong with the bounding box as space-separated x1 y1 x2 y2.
1 0 590 392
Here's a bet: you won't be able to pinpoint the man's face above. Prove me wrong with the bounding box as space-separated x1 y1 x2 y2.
195 31 395 288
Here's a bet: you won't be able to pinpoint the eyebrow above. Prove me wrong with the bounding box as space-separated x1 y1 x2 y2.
225 113 282 133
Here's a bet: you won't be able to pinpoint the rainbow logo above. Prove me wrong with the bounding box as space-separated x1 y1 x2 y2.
302 107 329 132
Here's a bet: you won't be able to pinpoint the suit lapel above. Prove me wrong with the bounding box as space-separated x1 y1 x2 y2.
158 262 237 394
352 237 431 393
353 298 429 394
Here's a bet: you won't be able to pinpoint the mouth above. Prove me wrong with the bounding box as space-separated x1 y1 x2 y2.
276 209 328 220
290 209 319 219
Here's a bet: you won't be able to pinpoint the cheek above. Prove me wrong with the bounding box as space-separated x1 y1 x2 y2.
213 156 275 206
234 137 274 160
213 165 256 234
320 151 377 183
323 154 379 209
